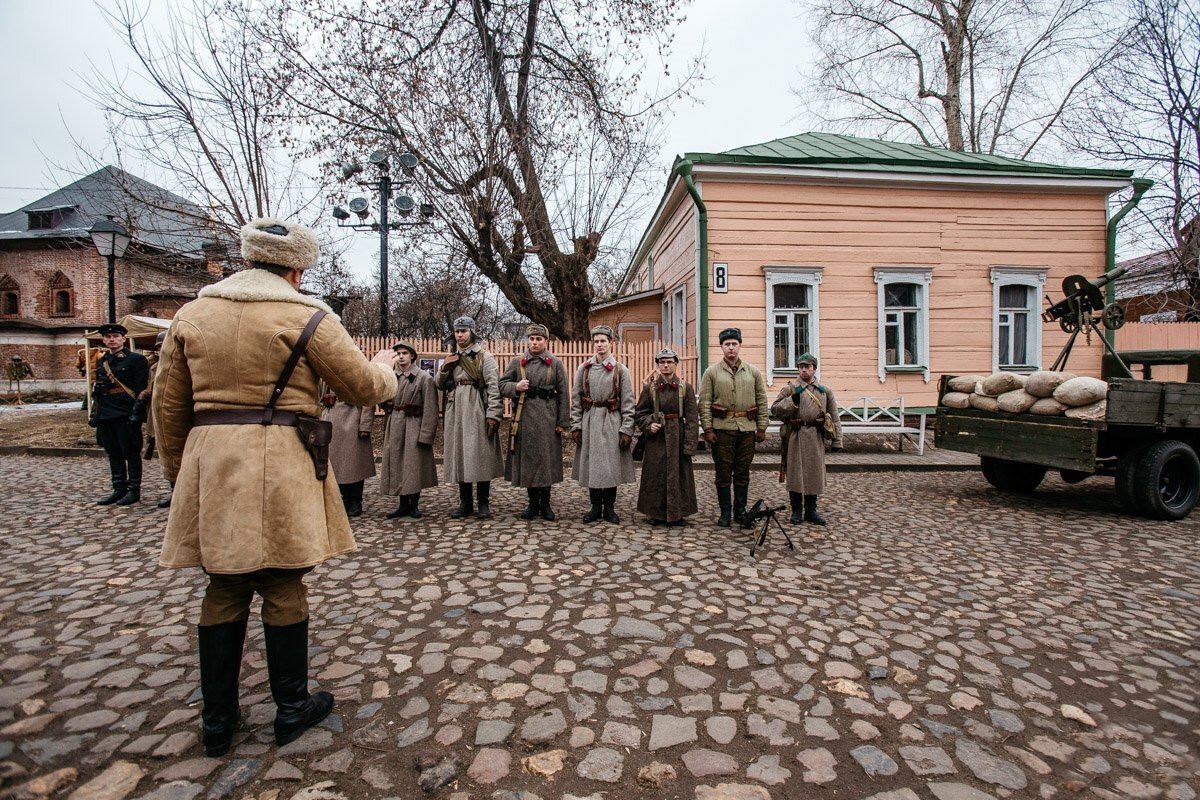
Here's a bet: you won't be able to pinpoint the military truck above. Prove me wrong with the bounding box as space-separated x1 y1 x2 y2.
935 351 1200 521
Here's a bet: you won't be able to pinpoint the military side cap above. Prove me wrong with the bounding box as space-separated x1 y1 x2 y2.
718 327 742 343
797 352 818 367
97 323 128 336
655 347 679 362
241 217 320 271
393 341 419 358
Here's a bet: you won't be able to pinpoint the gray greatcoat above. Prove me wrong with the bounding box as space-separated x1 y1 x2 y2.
440 344 504 484
323 400 376 484
570 356 636 488
635 379 699 522
499 352 570 487
770 380 843 495
380 366 439 495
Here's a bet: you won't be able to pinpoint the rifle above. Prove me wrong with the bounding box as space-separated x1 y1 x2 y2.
508 360 528 459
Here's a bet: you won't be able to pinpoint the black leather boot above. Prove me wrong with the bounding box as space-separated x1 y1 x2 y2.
804 495 827 525
386 495 410 519
476 481 492 519
263 618 334 747
407 493 423 519
97 461 127 505
715 485 732 528
198 618 248 757
539 487 556 521
450 483 474 518
602 487 620 524
789 492 804 524
157 482 174 509
582 489 603 523
344 481 363 517
520 488 539 520
733 484 748 525
115 456 142 506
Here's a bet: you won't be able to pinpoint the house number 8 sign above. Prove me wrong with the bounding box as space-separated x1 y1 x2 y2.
713 262 728 293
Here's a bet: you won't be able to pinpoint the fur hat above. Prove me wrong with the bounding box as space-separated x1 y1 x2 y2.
718 327 742 344
240 218 320 272
590 324 615 340
526 323 550 339
655 348 679 363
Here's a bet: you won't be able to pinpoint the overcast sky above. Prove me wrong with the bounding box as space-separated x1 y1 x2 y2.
0 0 817 276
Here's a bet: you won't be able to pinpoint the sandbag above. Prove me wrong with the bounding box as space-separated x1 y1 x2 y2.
949 375 985 393
1053 376 1108 407
997 388 1038 414
1024 370 1076 398
941 391 971 409
969 393 1000 412
1029 397 1068 416
980 372 1026 396
1064 399 1107 420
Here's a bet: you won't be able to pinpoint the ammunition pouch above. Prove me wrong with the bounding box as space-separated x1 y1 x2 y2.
528 385 558 400
580 396 619 412
712 405 757 420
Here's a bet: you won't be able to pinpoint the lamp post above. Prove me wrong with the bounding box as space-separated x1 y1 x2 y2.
89 216 131 324
332 150 434 336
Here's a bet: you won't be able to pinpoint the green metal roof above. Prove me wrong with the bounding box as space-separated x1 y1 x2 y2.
681 132 1133 180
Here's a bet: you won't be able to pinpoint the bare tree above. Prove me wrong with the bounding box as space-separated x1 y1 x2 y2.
81 0 319 240
799 0 1116 157
1061 0 1199 320
250 0 698 339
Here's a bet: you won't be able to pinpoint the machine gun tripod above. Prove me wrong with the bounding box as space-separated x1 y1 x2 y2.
1041 267 1133 378
743 499 794 558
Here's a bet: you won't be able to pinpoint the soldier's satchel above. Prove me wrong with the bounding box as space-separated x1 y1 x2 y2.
799 383 837 440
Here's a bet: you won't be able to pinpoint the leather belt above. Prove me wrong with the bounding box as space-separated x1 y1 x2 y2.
400 404 423 416
193 409 300 427
102 387 128 395
662 413 680 420
712 406 757 419
788 419 820 428
581 397 619 412
457 379 478 386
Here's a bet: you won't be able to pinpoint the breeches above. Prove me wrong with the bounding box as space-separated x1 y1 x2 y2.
200 567 313 626
713 430 756 486
96 420 142 465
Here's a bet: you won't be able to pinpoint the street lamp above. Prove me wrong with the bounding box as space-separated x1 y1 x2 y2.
332 149 435 336
89 215 131 324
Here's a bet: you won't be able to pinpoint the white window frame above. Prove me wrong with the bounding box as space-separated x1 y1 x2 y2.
762 266 823 386
672 286 686 345
874 267 933 383
991 267 1047 373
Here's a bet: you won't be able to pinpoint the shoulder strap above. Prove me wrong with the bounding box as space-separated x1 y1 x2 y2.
265 310 327 422
101 359 137 399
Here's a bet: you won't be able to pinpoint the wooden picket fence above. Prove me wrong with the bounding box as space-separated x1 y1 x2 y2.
352 336 698 394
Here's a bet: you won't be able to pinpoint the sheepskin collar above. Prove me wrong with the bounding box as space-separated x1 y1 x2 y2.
199 269 337 317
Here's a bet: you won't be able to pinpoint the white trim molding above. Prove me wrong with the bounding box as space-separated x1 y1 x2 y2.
990 266 1047 373
874 267 933 383
617 321 660 341
762 265 823 386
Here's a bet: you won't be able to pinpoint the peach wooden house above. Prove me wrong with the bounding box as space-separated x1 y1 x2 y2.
591 133 1141 410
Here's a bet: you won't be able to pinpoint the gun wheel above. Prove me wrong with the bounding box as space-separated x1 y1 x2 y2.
1102 303 1126 330
1059 318 1081 333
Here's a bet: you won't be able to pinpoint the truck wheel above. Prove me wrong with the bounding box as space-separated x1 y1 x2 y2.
1132 440 1200 521
1115 441 1151 515
980 456 1047 493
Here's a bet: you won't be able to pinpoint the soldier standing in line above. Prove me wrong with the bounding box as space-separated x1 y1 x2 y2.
380 341 439 519
771 353 842 525
439 316 504 519
499 323 570 520
91 322 150 506
634 348 699 526
570 324 636 524
321 392 376 517
698 327 769 528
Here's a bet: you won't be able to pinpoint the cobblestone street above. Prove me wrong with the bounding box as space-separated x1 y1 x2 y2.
0 454 1197 800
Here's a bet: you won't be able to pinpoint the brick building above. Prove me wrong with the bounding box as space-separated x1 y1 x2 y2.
0 167 231 391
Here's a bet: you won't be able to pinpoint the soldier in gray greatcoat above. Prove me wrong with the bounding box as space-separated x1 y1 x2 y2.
380 342 439 519
321 394 376 517
770 352 842 525
439 316 504 518
499 323 570 520
570 324 636 524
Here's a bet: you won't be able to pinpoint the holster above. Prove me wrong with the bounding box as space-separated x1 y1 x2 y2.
295 415 333 481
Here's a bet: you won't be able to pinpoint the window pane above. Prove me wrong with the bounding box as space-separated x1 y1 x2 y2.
773 326 789 369
885 321 899 365
885 283 918 307
1012 311 1028 364
903 311 919 364
998 313 1012 366
793 313 809 357
999 284 1030 309
774 283 809 310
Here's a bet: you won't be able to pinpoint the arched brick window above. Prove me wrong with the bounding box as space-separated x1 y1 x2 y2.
0 274 18 317
48 271 75 317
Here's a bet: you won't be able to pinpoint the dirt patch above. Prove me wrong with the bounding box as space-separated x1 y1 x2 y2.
0 407 97 449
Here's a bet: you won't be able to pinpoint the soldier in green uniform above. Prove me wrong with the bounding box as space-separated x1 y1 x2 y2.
91 322 150 506
698 328 768 527
771 353 842 525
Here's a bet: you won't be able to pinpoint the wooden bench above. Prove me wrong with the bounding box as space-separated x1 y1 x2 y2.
766 395 927 454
